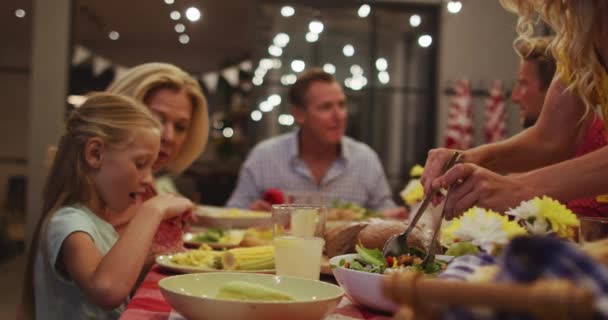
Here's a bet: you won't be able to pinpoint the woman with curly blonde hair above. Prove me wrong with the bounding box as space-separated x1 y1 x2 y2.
421 0 608 218
107 63 209 194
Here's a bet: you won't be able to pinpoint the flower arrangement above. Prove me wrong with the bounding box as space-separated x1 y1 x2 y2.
400 165 425 206
506 196 580 240
441 207 527 255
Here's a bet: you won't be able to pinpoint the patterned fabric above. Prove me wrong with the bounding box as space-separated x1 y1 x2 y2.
567 114 608 217
445 79 474 150
440 236 608 320
226 130 396 210
439 253 497 281
119 266 391 320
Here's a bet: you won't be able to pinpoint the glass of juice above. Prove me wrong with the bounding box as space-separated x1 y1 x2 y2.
284 191 327 207
271 204 326 280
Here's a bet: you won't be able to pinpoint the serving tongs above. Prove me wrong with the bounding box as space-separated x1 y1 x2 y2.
382 152 462 266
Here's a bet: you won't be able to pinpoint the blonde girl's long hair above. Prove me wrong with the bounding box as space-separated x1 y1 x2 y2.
107 62 209 175
20 93 161 320
500 0 607 123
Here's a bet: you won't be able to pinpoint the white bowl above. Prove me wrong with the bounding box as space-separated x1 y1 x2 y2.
329 254 396 313
329 254 454 313
159 272 344 320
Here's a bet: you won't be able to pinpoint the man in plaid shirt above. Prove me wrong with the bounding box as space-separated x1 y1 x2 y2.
227 69 406 217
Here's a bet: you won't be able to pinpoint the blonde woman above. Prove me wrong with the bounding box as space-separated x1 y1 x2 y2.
107 62 209 195
421 0 608 218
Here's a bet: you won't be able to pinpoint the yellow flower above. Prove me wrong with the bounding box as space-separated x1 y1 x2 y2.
532 196 580 239
441 218 461 245
410 164 424 177
400 179 424 206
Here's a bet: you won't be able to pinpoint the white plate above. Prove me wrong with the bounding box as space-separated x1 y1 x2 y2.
156 254 275 274
194 206 272 229
183 230 245 249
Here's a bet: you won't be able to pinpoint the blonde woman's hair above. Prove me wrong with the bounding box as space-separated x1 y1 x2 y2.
107 62 209 175
20 93 161 320
500 0 607 123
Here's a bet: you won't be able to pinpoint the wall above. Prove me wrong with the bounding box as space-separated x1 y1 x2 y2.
436 0 522 147
0 45 30 223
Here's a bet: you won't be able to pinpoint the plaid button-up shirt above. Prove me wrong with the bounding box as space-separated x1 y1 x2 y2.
226 130 396 210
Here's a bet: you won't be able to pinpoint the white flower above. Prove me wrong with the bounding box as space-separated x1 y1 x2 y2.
506 200 538 220
452 208 510 253
524 217 551 235
506 199 551 235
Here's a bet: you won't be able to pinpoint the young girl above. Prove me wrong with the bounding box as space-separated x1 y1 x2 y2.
19 93 193 319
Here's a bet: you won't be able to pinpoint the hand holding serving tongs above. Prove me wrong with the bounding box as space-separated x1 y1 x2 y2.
382 151 462 266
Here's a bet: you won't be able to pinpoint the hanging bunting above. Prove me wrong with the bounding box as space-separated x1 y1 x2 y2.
239 60 253 72
114 65 129 80
72 45 91 66
92 56 112 76
221 66 240 87
201 72 219 93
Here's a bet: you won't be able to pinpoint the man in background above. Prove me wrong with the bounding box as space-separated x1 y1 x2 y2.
227 68 407 217
510 36 556 128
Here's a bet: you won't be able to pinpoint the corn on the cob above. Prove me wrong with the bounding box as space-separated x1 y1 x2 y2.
216 281 295 301
221 245 275 270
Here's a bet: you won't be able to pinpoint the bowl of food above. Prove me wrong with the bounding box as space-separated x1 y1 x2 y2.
159 272 344 320
329 245 449 313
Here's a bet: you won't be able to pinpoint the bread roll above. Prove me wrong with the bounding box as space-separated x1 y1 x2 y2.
357 220 428 252
324 222 368 258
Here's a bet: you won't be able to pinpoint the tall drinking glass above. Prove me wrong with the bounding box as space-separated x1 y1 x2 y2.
272 204 326 280
284 191 327 206
579 217 608 245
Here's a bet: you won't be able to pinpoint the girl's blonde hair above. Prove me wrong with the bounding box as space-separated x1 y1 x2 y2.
500 0 608 124
20 93 161 320
107 62 209 175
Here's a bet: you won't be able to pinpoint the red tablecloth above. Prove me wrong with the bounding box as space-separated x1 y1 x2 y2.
120 266 392 320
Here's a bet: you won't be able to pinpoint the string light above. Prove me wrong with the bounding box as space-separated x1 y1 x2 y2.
185 7 201 22
281 6 295 17
409 14 421 27
447 1 463 14
358 4 371 18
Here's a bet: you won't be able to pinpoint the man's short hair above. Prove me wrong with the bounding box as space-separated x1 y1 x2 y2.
514 36 556 90
288 68 337 108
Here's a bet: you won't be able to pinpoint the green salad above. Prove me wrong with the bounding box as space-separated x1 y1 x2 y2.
331 245 447 276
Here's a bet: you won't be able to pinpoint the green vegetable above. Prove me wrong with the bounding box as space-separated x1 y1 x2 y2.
422 261 445 275
406 246 427 258
355 244 387 267
348 260 366 271
193 228 225 243
445 241 480 257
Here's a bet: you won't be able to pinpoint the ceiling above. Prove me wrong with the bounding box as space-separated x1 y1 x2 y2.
1 0 440 74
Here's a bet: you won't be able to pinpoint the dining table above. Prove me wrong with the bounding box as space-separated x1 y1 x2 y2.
119 265 393 320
